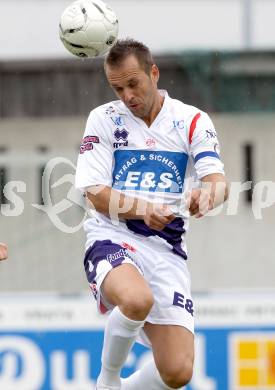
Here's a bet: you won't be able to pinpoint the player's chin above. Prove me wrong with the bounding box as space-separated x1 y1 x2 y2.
128 105 143 116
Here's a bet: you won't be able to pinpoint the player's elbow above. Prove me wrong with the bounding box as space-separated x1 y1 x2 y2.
86 185 111 214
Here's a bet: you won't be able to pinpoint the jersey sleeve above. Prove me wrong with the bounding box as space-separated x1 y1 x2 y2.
188 111 225 179
75 109 113 191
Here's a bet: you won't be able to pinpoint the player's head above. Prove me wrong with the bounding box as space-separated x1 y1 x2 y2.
104 38 161 120
105 38 154 75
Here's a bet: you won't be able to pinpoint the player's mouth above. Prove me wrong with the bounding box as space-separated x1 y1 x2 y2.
128 103 140 110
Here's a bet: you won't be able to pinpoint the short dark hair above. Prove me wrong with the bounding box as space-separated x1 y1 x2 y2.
105 38 154 74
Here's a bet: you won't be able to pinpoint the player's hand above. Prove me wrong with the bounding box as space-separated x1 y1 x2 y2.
0 243 8 261
189 188 213 218
144 204 176 231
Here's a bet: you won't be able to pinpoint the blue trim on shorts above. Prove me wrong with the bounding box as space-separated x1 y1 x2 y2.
84 240 129 284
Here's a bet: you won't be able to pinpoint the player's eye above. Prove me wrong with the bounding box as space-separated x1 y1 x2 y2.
128 81 138 88
114 86 123 93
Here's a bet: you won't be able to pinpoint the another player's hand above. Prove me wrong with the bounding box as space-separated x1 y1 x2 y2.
144 204 176 231
189 188 213 218
0 243 8 261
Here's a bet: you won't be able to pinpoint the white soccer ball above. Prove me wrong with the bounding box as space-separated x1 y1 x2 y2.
59 0 119 58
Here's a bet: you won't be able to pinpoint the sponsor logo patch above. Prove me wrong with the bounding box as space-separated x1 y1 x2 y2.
111 116 125 127
79 135 99 154
146 138 156 147
121 242 136 253
106 249 126 263
112 150 188 193
114 128 129 141
205 129 217 139
113 141 128 149
105 105 116 115
113 128 129 149
173 120 185 129
173 291 194 316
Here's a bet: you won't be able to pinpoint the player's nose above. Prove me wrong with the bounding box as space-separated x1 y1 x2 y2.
123 88 135 105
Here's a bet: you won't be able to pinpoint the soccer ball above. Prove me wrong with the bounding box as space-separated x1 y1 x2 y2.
59 0 119 58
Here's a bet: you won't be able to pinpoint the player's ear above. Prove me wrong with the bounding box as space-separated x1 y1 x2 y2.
151 64 159 84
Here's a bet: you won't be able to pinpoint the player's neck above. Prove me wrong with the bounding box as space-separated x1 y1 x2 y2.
143 92 165 127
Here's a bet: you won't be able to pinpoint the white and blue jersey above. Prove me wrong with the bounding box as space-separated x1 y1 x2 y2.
75 90 224 260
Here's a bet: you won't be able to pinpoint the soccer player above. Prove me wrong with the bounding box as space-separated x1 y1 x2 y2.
75 39 228 390
0 243 8 261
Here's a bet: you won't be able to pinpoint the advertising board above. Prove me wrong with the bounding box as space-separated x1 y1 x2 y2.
0 293 275 389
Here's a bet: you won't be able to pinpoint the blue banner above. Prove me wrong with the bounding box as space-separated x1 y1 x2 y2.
1 326 275 389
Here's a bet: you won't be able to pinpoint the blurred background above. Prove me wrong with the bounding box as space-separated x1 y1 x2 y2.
0 1 275 389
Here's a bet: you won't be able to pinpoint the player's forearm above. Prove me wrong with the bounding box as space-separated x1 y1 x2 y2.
201 174 229 209
190 174 229 218
86 185 148 220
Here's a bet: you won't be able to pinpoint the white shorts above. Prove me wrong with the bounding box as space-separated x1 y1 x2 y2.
84 231 194 346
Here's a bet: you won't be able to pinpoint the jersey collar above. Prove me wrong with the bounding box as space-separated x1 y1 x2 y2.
120 89 170 127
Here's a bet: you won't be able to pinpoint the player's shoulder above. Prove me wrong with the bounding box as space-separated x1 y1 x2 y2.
167 95 207 121
88 99 127 121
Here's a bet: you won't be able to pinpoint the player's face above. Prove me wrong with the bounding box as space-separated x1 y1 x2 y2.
105 55 160 121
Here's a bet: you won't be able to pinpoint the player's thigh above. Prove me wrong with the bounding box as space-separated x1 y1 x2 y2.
102 262 153 310
84 239 154 319
144 323 194 385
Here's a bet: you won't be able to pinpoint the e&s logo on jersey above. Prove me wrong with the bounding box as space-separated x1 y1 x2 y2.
112 150 188 193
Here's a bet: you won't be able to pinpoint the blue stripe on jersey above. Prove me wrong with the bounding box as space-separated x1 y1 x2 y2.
194 151 220 163
112 150 188 193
